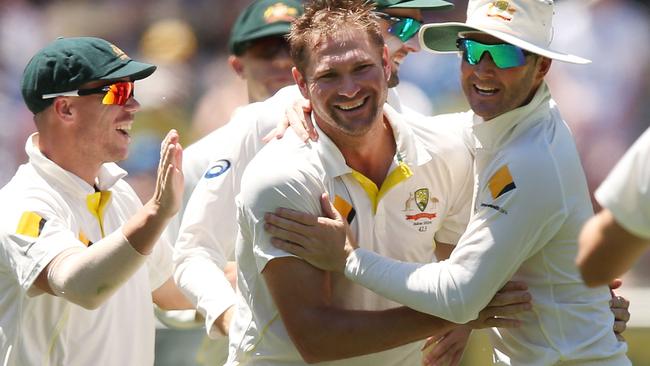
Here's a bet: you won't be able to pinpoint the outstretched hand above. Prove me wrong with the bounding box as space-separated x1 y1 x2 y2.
265 193 356 272
262 97 317 143
468 280 532 329
153 129 184 218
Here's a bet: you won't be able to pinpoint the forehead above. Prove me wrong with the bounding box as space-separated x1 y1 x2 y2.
307 31 378 71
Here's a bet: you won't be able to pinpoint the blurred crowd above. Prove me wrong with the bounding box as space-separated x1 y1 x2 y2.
1 0 649 284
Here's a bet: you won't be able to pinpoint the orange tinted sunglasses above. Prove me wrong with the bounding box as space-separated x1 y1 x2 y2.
42 81 135 106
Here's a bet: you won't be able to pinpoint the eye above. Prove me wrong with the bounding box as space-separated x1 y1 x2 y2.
354 64 372 73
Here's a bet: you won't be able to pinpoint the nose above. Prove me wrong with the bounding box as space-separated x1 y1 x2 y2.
339 75 360 98
271 51 293 70
123 96 140 112
473 52 498 76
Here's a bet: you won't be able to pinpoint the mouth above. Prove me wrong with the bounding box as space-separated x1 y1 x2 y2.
473 83 499 96
115 123 132 138
334 96 368 112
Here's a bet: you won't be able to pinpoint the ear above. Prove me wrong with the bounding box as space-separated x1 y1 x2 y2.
292 66 309 100
537 57 552 79
382 45 391 82
228 55 245 79
52 98 75 124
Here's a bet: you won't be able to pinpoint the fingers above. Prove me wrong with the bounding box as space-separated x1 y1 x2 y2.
320 193 343 221
482 317 522 328
488 290 532 307
608 278 623 291
498 280 528 293
270 237 308 258
271 208 319 226
264 220 310 246
286 104 310 142
484 302 531 318
613 319 627 335
610 294 630 311
262 128 279 144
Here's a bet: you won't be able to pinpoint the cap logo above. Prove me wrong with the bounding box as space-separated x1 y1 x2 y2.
110 43 130 61
486 1 516 22
264 3 298 24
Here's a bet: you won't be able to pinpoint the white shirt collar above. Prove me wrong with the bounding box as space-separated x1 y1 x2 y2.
470 82 552 151
312 103 432 178
25 133 127 196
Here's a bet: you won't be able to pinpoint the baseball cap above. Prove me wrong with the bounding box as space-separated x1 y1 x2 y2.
374 0 454 10
420 0 590 64
229 0 303 55
21 36 157 114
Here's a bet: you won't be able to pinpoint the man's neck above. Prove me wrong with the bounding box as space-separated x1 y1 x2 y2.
318 115 397 188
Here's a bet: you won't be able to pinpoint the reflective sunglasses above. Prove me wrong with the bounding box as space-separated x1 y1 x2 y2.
374 12 422 43
42 81 135 106
457 39 529 69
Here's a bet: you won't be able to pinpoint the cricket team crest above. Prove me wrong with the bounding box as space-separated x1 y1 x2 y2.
264 3 299 23
486 1 517 22
403 188 438 232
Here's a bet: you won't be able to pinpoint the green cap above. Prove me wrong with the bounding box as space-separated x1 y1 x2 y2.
21 37 156 114
374 0 454 10
229 0 304 55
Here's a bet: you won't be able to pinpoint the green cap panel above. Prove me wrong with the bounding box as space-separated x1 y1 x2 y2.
229 0 304 55
374 0 454 10
21 37 156 114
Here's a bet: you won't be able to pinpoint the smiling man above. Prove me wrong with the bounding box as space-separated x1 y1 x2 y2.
0 37 189 365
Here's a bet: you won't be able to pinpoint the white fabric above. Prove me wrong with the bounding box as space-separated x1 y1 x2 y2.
343 84 630 365
172 85 405 337
227 105 473 365
419 0 590 64
47 230 146 310
0 134 172 366
596 127 650 239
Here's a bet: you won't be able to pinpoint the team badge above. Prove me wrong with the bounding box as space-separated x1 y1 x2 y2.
264 3 299 23
488 165 516 199
204 159 231 179
403 188 438 232
486 1 516 22
109 43 130 61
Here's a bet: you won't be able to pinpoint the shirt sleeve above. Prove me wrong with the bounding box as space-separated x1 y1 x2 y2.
0 197 84 294
237 149 325 273
595 127 650 239
345 156 567 324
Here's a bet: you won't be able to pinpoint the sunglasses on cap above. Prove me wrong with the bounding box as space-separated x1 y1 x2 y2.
42 81 135 106
374 12 422 43
457 39 530 69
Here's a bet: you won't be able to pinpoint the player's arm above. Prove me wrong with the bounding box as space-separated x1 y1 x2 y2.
33 130 183 310
263 256 457 363
578 208 650 287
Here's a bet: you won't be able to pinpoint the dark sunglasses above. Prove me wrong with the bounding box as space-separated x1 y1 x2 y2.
241 36 290 60
42 81 135 106
374 12 422 43
457 39 529 69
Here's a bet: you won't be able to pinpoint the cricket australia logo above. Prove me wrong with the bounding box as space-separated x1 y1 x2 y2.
404 188 438 232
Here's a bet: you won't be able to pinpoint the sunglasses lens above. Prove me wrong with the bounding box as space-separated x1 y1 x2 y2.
458 39 527 69
102 82 134 105
390 18 421 42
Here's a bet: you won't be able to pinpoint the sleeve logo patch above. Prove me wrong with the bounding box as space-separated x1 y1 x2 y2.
333 195 356 224
204 159 231 179
488 165 516 199
16 211 47 238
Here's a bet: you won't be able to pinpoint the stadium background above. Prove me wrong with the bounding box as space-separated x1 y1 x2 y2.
1 0 648 364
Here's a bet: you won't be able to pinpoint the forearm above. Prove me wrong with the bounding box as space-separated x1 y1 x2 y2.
152 277 194 310
288 305 455 363
46 230 147 309
174 256 236 337
345 248 491 324
122 200 173 255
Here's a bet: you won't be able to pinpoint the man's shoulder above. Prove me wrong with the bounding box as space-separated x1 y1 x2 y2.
402 111 473 163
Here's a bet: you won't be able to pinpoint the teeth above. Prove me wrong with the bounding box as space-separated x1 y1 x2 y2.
116 124 132 132
474 84 498 95
337 98 365 111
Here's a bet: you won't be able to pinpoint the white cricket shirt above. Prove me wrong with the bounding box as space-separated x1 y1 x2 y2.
344 84 630 365
0 134 171 366
227 104 473 365
596 127 650 239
